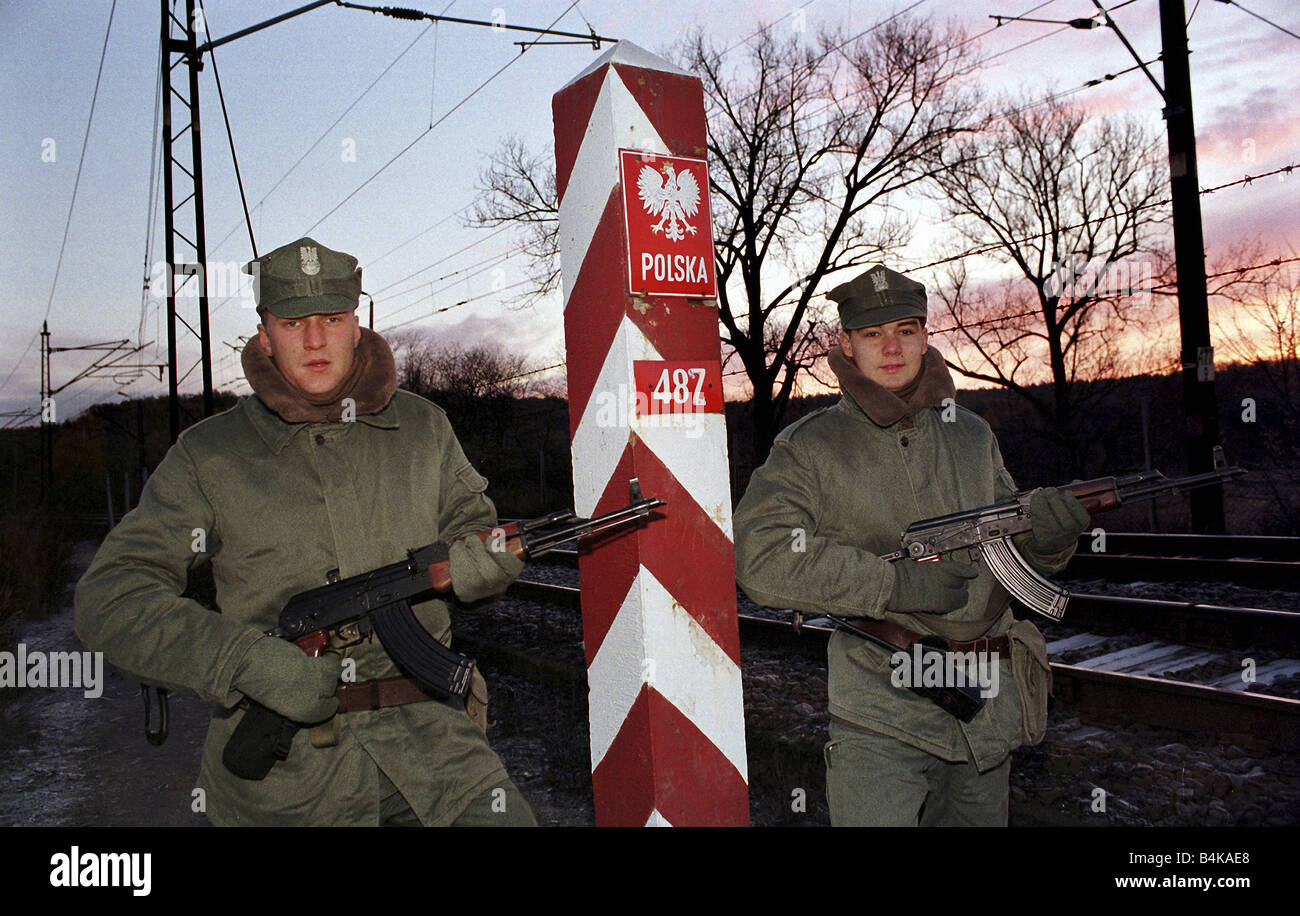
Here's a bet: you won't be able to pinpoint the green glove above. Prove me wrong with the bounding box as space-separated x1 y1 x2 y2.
449 534 525 604
887 558 980 614
232 635 341 724
1027 487 1090 555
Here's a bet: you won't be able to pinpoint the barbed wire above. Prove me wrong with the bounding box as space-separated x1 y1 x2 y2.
738 162 1297 322
907 163 1297 275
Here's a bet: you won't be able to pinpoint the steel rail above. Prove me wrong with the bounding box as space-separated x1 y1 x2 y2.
502 578 1300 749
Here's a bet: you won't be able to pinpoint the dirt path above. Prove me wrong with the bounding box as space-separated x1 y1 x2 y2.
0 543 210 826
0 542 588 827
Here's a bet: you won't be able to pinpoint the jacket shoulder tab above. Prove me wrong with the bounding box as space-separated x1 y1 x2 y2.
775 403 839 445
390 389 450 424
949 403 996 434
174 399 256 447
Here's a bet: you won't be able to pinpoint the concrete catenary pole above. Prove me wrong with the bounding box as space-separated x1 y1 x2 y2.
552 41 749 826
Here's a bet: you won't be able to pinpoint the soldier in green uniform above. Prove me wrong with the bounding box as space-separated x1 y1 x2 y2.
733 265 1089 826
75 238 536 826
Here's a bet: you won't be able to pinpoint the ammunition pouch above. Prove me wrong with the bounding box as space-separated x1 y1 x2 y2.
1007 619 1051 745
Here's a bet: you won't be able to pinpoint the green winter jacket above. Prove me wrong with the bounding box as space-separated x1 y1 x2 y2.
74 390 509 825
734 387 1070 770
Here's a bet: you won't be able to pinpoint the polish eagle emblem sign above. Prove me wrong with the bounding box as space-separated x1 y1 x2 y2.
619 150 716 299
637 161 699 242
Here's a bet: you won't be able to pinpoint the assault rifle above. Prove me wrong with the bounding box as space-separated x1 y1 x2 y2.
835 447 1245 625
223 479 664 780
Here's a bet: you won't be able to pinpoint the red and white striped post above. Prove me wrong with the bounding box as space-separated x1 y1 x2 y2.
553 41 749 826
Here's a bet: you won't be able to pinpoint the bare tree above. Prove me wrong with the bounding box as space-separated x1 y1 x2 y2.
926 97 1169 473
1209 241 1300 421
387 330 534 401
695 21 980 461
466 137 560 303
468 16 980 463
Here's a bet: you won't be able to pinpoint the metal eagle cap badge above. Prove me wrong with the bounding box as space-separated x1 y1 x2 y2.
299 246 321 276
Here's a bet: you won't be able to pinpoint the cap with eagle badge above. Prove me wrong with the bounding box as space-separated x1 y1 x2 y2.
828 264 928 330
242 237 363 319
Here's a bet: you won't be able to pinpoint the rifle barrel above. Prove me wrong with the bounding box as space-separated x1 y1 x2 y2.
524 499 664 556
1116 467 1244 505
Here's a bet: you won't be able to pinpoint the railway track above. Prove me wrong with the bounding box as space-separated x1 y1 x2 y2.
498 569 1300 751
452 555 1300 826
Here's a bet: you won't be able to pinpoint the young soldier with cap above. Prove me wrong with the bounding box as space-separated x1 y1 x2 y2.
733 264 1089 826
76 238 536 826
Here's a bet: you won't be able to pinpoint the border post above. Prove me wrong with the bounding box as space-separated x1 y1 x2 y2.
552 41 749 826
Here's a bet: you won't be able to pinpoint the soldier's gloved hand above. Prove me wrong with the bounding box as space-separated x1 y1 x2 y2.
450 534 525 604
1027 487 1090 555
887 558 980 614
232 636 341 724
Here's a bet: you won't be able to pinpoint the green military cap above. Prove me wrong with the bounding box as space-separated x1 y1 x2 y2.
243 237 362 318
828 264 927 330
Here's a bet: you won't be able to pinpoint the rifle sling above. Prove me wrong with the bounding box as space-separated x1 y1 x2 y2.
838 616 1009 655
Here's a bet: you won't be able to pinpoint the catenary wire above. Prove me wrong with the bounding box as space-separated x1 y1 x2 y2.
302 0 585 236
1215 0 1300 41
42 0 118 326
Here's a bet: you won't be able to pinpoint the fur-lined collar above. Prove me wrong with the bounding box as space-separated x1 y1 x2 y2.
241 327 397 423
828 345 957 427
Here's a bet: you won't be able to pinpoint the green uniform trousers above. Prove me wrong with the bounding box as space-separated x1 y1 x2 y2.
379 771 537 827
824 720 1010 827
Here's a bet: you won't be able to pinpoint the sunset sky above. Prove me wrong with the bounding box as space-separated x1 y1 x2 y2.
2 0 1296 421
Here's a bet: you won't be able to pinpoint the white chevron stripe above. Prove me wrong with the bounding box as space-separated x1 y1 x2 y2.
587 565 646 770
570 315 661 518
644 809 672 827
558 67 668 309
634 414 733 540
588 566 748 781
568 316 733 539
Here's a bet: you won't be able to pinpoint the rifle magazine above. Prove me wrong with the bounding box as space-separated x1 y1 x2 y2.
370 600 476 700
982 537 1070 621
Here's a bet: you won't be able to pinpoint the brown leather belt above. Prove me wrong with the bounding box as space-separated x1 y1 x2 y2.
335 676 436 713
849 618 1009 655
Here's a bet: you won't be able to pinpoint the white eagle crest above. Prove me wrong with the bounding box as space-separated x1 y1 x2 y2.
637 162 700 242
